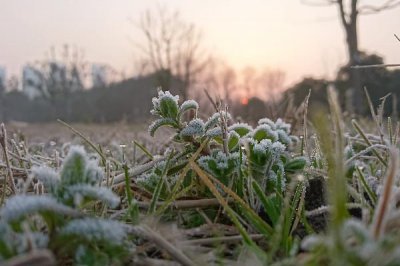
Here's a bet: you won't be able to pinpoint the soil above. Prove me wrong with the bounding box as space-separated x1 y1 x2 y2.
295 176 328 238
295 176 362 238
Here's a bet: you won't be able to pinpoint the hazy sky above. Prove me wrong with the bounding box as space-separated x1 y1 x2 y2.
0 0 399 86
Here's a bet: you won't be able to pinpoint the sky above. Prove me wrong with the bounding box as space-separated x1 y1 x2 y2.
0 0 399 87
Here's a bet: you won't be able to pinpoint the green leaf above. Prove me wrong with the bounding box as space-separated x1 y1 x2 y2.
253 181 280 226
179 100 199 119
148 118 177 137
285 157 307 174
159 96 179 119
229 123 252 137
60 146 87 185
253 127 277 142
228 132 240 151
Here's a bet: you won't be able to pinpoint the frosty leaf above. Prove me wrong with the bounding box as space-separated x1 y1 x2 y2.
252 125 278 142
277 129 292 145
228 131 240 151
179 100 199 118
271 141 286 156
65 185 120 208
204 111 232 132
0 224 49 257
258 118 275 128
285 156 308 174
205 127 222 138
32 166 60 194
60 146 88 185
204 113 221 132
160 96 179 119
150 90 179 117
148 118 177 137
198 151 240 183
228 123 253 137
84 160 104 185
0 195 80 222
180 118 205 137
275 118 291 133
60 218 128 245
301 235 324 251
14 232 49 254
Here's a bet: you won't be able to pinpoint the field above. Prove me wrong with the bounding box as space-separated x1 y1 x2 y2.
0 89 399 266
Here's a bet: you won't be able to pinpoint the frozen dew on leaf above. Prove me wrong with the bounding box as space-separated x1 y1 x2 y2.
60 146 89 185
275 118 291 133
179 99 199 118
228 123 253 137
65 184 120 208
59 145 105 186
205 127 222 137
252 124 279 142
148 118 177 137
204 111 232 132
31 166 61 194
180 118 205 137
151 90 180 119
0 195 78 222
60 218 128 245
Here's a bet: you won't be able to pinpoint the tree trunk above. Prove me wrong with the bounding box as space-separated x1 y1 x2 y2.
346 19 364 114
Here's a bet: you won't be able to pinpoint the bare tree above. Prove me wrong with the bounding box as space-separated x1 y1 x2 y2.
202 59 238 106
40 44 88 99
256 68 286 119
33 44 88 120
303 0 400 113
242 66 258 100
136 6 210 101
257 68 286 101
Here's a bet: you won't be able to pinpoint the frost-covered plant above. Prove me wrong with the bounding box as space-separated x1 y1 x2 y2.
146 90 307 204
32 146 119 208
0 223 49 259
148 89 232 145
198 150 242 186
136 159 179 199
301 218 400 266
58 218 132 265
0 146 129 265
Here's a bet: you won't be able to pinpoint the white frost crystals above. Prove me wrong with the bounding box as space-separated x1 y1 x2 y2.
32 166 60 194
30 145 119 208
65 185 120 208
60 218 129 245
0 145 129 264
180 118 205 137
60 145 104 186
0 195 79 222
150 90 180 117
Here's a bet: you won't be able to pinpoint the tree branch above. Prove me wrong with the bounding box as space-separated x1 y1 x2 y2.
337 0 350 29
301 0 338 6
359 0 400 15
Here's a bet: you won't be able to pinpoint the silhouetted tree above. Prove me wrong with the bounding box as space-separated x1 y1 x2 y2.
136 6 210 100
303 0 400 114
336 52 393 115
202 60 238 107
236 96 268 124
284 77 330 110
36 45 88 120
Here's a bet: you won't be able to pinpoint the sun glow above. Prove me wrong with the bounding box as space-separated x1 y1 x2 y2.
241 97 249 105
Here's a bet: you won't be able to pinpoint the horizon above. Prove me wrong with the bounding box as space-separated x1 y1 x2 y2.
1 0 399 90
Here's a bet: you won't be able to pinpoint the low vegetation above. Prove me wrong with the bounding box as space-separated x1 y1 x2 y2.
0 88 399 266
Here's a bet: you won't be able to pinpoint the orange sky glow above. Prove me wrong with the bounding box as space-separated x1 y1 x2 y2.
0 0 399 90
